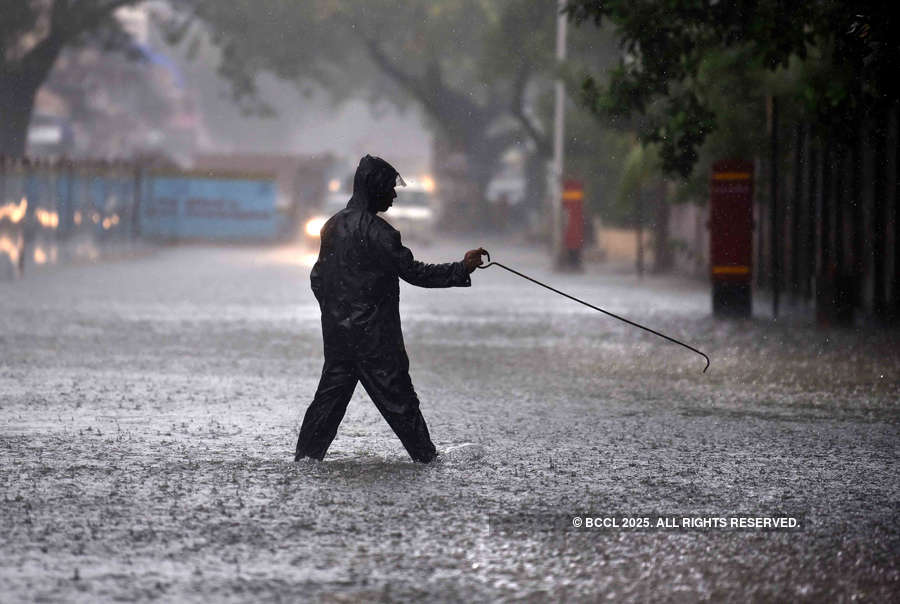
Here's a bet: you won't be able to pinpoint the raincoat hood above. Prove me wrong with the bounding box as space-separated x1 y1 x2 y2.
348 154 406 213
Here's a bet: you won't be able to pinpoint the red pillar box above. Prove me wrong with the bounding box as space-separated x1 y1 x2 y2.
709 160 754 317
562 179 584 268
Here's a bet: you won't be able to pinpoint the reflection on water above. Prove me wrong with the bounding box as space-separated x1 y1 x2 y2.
263 246 319 268
0 199 27 277
0 234 22 270
35 208 59 229
101 214 120 230
0 198 27 224
1 159 144 280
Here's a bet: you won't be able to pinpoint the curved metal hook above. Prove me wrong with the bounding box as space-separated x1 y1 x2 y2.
476 249 496 269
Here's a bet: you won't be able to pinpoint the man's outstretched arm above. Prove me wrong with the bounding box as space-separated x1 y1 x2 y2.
374 227 484 288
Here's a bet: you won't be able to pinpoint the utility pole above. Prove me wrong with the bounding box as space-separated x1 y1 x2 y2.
551 0 567 268
769 96 780 318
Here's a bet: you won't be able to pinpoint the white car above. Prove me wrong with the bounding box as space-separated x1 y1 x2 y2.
304 183 437 245
383 183 436 244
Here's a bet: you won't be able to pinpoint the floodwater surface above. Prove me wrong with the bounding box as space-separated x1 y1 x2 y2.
1 240 897 601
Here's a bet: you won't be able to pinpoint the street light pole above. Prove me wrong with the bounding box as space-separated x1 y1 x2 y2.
551 0 567 268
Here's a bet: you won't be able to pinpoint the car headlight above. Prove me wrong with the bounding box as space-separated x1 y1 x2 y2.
305 217 328 237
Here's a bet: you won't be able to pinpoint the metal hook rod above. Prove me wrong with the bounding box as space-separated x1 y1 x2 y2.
476 250 710 373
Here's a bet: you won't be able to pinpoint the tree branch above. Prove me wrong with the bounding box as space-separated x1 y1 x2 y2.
18 26 65 85
56 0 144 40
360 34 491 145
360 35 431 108
509 64 551 157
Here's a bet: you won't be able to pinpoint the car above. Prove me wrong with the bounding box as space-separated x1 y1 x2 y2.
303 180 438 246
383 181 437 244
303 192 348 244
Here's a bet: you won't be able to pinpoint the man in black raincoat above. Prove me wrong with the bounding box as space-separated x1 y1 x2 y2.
295 155 485 463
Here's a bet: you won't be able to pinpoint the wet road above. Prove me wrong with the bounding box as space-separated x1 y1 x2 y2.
1 239 898 602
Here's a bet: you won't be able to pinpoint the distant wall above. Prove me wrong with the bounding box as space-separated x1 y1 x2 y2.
141 172 279 242
668 202 709 279
0 158 284 281
590 221 655 267
0 159 141 280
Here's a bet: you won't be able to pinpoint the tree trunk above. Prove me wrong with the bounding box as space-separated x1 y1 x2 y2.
0 73 40 157
432 133 499 232
769 96 780 317
834 145 845 273
851 128 864 286
1 31 66 158
893 104 900 321
523 149 548 223
891 103 900 322
467 147 498 230
871 118 888 319
790 123 803 301
805 137 817 302
652 182 671 273
821 139 832 276
816 138 835 325
635 189 645 277
833 143 856 325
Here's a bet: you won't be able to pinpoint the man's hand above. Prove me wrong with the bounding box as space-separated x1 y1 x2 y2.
463 248 487 273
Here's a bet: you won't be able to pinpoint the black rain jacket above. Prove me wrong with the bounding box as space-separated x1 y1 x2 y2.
311 156 471 360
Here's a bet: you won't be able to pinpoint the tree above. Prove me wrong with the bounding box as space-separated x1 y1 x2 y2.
615 142 672 274
0 0 144 156
168 0 563 223
565 0 900 177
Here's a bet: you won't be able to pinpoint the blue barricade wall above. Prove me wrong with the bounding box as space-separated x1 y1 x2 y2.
0 158 282 280
141 173 279 241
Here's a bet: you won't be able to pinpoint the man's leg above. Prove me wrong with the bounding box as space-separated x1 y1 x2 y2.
294 359 357 461
356 352 438 463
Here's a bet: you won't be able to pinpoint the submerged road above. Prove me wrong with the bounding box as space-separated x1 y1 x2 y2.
1 238 897 601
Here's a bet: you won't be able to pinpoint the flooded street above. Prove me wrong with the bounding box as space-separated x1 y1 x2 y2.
1 240 898 602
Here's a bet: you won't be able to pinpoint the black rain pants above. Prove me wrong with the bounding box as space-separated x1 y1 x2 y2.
294 353 437 463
